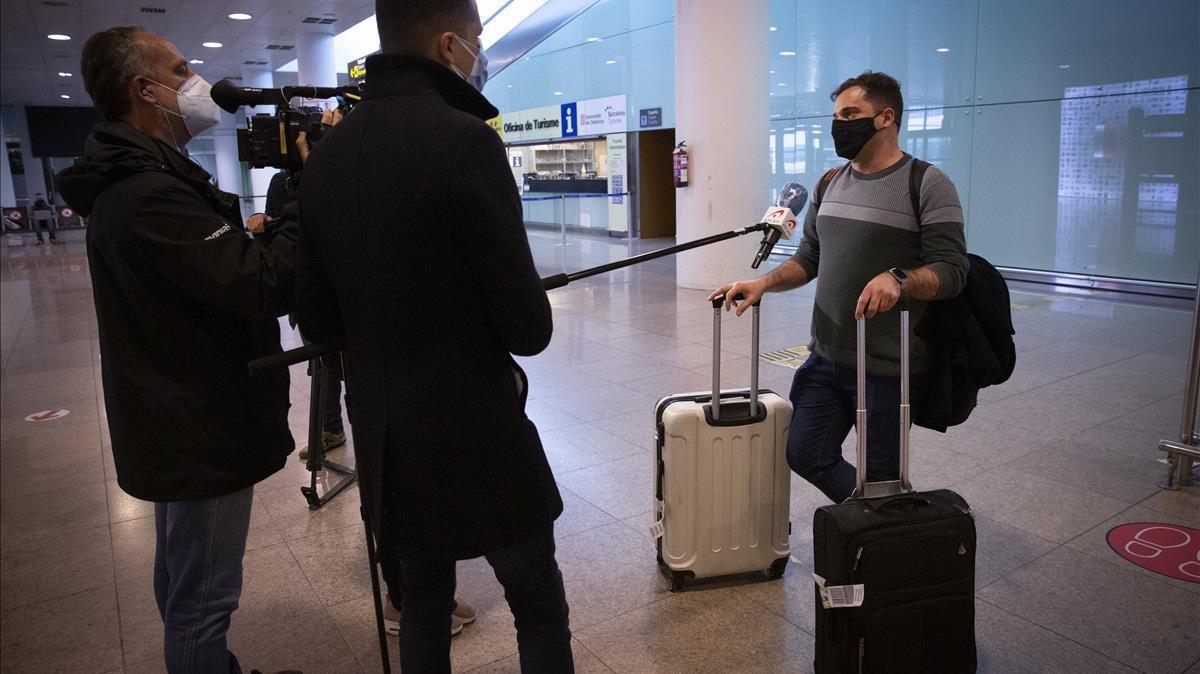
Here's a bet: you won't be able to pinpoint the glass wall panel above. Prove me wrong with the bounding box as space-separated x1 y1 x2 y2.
487 0 675 128
491 0 1199 283
975 0 1199 105
969 91 1199 284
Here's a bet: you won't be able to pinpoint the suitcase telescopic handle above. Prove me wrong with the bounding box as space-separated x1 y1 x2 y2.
853 308 913 498
709 293 761 421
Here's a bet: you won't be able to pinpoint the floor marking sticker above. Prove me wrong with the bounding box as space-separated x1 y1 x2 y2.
24 409 70 422
1107 522 1200 584
760 346 810 369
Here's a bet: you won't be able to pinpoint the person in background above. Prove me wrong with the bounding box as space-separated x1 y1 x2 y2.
31 192 57 245
57 26 298 673
263 121 348 462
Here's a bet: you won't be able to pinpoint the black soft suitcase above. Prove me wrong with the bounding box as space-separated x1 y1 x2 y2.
812 310 977 674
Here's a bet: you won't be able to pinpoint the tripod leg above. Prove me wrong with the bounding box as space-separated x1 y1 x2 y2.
301 357 327 509
362 507 392 674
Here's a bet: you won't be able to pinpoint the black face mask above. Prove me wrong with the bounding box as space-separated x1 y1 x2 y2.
831 110 884 160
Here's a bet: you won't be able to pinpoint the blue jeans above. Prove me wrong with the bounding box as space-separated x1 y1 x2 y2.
786 354 902 503
321 376 344 435
33 218 57 241
154 487 254 674
396 532 573 673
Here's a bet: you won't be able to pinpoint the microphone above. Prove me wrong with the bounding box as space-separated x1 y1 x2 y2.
210 79 353 113
751 182 807 268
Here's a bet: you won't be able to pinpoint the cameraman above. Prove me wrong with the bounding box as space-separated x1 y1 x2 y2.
58 27 297 673
258 110 352 462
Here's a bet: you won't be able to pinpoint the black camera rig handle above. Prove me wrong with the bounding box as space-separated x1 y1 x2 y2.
248 340 342 375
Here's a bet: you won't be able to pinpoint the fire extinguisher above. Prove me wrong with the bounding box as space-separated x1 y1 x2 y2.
672 141 689 188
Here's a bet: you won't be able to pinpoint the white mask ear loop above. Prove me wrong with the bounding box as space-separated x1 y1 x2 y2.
143 78 187 150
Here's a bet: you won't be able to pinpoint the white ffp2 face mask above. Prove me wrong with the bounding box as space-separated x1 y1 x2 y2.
147 75 222 139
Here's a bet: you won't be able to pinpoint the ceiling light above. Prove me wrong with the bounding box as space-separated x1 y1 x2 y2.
57 72 72 77
189 59 204 64
553 91 564 96
769 70 775 74
779 50 796 56
936 47 950 53
1058 64 1070 69
507 84 512 88
778 82 787 86
769 26 778 31
60 94 70 99
47 34 71 40
585 36 601 43
228 12 252 20
202 41 223 48
605 59 617 65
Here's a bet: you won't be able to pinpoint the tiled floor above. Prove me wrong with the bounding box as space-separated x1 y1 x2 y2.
1 229 1197 673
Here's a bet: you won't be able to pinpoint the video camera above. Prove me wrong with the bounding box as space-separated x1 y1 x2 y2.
210 79 361 171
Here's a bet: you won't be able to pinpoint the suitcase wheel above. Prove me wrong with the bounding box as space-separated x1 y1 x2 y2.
767 557 788 580
665 571 688 592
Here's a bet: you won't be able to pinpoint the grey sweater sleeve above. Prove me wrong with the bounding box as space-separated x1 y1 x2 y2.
789 197 820 280
918 167 968 299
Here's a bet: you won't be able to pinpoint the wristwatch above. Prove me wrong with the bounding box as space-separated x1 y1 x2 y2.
888 267 909 293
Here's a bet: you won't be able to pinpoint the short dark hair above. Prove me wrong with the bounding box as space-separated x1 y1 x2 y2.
81 26 152 121
375 0 477 55
831 71 903 124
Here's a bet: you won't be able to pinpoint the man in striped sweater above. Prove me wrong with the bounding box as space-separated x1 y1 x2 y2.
710 71 968 503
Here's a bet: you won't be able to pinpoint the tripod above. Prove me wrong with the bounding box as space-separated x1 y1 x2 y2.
249 343 391 673
301 353 357 510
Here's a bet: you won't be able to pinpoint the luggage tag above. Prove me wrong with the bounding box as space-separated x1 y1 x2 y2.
812 573 865 609
650 500 665 539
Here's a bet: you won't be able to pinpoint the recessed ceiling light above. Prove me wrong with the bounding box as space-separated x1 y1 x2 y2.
778 82 787 86
936 47 950 53
769 26 778 31
202 41 223 48
605 59 617 65
47 34 71 40
779 50 796 56
769 70 775 74
507 84 512 88
553 91 564 96
57 72 72 77
1058 64 1070 69
60 94 70 99
585 36 601 43
228 12 252 20
189 59 204 64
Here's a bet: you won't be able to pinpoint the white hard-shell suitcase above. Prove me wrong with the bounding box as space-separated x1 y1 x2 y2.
653 295 792 591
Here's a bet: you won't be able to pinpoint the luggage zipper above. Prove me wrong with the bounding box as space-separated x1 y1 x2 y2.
858 638 864 674
852 546 863 571
954 504 974 519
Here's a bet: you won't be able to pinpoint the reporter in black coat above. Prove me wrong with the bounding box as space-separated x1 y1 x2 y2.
295 1 571 668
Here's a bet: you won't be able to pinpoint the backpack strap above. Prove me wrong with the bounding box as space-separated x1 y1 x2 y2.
908 157 930 226
814 164 845 210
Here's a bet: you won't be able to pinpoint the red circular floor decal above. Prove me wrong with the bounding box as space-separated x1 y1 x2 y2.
1107 522 1200 584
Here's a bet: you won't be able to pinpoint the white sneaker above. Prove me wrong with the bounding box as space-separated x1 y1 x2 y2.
382 599 466 636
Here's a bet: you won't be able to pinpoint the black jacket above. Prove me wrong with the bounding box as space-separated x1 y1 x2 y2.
57 121 298 501
296 55 560 560
914 253 1016 432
